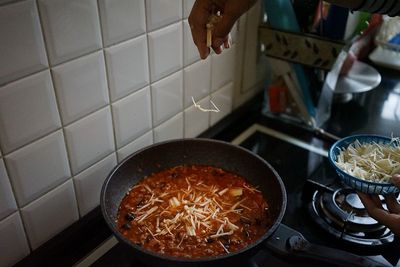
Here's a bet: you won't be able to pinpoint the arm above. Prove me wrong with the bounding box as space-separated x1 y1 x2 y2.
189 0 399 59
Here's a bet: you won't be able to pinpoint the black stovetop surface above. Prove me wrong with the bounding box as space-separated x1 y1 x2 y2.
90 67 400 267
92 129 400 267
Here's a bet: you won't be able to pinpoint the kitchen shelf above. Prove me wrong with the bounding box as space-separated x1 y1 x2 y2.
259 26 345 70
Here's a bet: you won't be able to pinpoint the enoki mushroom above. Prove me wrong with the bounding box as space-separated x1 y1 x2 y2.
192 96 220 113
206 12 222 47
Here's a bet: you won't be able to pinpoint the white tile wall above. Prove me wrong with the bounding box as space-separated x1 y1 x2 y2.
154 113 184 142
38 0 102 65
74 153 117 216
0 0 260 263
98 0 146 47
145 0 182 31
148 22 183 82
183 19 201 66
0 213 30 267
112 87 152 149
0 0 48 86
211 82 234 126
151 71 183 126
0 70 61 153
184 58 211 108
5 130 70 206
65 107 115 175
105 35 149 101
117 130 153 162
21 180 79 249
0 159 17 220
52 51 109 125
183 0 195 18
184 96 210 138
211 45 236 92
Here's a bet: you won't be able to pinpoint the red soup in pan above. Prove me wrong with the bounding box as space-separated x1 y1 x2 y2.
117 164 272 258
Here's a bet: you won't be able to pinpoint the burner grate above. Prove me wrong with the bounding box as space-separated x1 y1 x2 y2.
306 179 395 247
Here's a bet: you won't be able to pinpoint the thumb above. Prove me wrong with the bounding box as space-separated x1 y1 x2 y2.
391 174 400 187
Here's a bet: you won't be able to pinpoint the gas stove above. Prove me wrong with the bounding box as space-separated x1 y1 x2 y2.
76 123 400 267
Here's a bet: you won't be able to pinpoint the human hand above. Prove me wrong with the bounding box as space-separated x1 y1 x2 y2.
357 174 400 237
188 0 257 59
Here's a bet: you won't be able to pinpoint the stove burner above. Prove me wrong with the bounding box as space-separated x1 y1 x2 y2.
309 188 395 246
322 188 384 232
345 193 364 210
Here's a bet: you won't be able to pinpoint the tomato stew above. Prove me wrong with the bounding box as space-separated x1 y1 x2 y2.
117 165 272 258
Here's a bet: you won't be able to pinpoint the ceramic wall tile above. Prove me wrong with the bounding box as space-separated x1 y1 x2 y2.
0 213 30 267
154 113 183 142
148 22 182 82
52 51 109 125
0 159 17 220
183 20 200 66
0 0 48 86
5 130 70 207
21 180 79 249
74 153 117 216
64 107 115 175
98 0 146 46
183 58 211 108
211 45 235 92
146 0 182 31
184 96 210 138
117 131 153 162
151 71 183 126
210 82 233 125
183 0 195 18
112 87 152 149
38 0 102 65
0 71 61 154
105 35 149 101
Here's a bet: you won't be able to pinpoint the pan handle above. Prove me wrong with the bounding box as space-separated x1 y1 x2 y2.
264 224 389 267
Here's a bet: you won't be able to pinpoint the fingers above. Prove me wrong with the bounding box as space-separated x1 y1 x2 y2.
212 13 235 53
188 0 211 59
358 192 389 220
387 174 400 214
391 174 400 187
223 35 231 49
358 192 382 209
382 213 400 237
189 0 257 58
358 191 400 236
385 194 400 214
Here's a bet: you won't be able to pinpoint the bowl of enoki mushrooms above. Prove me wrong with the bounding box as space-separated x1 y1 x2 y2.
329 134 400 194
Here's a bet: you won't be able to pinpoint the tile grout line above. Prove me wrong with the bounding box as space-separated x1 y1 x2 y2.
8 151 117 213
0 20 187 89
95 0 119 165
208 51 213 128
144 0 156 144
181 3 186 138
34 0 82 224
0 2 200 89
179 1 185 139
1 63 191 159
4 0 53 252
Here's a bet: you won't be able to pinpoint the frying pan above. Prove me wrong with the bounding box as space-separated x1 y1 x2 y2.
101 138 390 267
101 138 287 267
